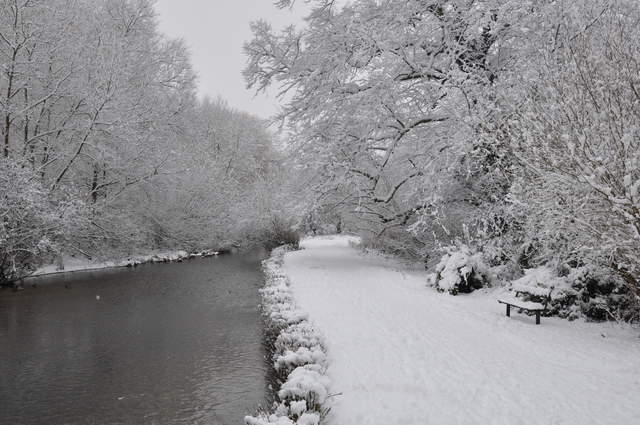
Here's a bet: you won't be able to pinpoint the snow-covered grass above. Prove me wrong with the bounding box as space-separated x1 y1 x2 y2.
245 246 331 425
282 235 640 425
31 249 219 277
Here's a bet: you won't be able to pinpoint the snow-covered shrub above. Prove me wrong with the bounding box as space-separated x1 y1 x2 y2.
360 229 424 261
511 267 564 298
274 346 326 375
564 266 638 322
278 367 330 411
508 265 639 321
428 245 492 295
260 217 300 251
246 246 330 425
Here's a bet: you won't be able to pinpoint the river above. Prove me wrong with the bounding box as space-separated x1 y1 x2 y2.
0 254 269 425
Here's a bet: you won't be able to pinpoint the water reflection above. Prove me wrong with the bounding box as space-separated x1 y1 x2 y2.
0 254 268 425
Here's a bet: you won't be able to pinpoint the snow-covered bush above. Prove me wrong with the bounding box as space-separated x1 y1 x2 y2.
564 266 638 322
428 245 492 295
508 265 639 321
360 229 424 261
263 217 300 251
245 246 330 425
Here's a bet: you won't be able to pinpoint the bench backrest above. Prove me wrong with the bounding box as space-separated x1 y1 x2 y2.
513 285 553 308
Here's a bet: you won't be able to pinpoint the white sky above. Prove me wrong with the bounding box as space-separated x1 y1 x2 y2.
154 1 309 119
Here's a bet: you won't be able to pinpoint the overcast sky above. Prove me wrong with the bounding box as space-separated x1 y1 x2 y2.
154 1 309 119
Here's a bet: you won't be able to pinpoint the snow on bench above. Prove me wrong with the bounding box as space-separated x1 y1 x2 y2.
511 283 551 298
497 297 546 325
498 269 557 325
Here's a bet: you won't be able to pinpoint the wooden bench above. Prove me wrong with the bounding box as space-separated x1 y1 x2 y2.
497 298 546 325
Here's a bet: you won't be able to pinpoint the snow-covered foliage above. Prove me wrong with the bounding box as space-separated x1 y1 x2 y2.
511 267 563 298
505 265 639 322
562 266 637 322
486 0 640 315
0 159 89 285
245 246 330 425
0 0 290 282
244 0 518 249
428 246 492 295
144 99 291 252
247 0 640 321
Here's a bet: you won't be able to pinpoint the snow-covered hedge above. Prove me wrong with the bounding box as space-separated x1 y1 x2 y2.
428 245 492 295
245 246 330 425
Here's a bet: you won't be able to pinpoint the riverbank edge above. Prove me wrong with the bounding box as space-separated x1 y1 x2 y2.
27 249 221 279
245 245 331 425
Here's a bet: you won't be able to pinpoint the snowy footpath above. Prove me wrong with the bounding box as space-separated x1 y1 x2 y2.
283 235 640 425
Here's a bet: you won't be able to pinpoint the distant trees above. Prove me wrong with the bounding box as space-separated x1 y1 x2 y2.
0 0 284 284
137 98 285 250
0 0 197 252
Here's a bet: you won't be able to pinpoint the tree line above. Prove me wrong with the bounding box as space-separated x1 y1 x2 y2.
0 0 287 285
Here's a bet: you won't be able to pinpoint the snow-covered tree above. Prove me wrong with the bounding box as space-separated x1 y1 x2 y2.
0 0 287 281
245 0 520 255
0 158 89 285
494 0 640 298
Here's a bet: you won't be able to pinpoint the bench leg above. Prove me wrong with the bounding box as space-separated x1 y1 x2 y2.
506 304 510 317
536 311 540 325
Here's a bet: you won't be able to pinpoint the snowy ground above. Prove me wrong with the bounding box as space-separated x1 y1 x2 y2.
283 235 640 425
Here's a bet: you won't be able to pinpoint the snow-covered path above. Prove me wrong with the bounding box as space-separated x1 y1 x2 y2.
283 236 640 425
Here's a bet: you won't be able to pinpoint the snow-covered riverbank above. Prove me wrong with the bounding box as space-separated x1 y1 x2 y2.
282 235 640 425
31 249 219 278
245 246 330 425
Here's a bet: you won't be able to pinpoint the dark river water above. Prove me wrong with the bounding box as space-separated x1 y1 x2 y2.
0 254 269 425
